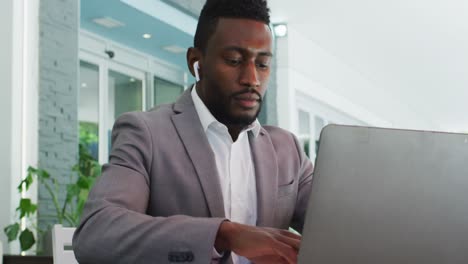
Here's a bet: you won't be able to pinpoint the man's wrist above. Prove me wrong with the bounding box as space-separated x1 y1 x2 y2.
214 220 237 252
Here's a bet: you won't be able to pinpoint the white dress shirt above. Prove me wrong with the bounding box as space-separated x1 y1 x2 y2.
191 86 259 264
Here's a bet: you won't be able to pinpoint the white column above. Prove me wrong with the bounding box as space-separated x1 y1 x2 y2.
276 35 297 132
0 0 16 254
0 0 39 254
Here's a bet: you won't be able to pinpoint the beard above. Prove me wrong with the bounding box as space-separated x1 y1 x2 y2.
205 86 263 128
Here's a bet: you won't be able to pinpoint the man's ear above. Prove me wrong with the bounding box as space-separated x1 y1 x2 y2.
186 47 202 79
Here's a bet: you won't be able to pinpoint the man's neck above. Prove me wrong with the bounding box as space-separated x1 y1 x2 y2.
226 125 244 142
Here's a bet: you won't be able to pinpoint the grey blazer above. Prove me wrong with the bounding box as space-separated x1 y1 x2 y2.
72 89 314 264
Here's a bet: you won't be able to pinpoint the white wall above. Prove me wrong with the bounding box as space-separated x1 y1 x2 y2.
0 0 39 254
277 24 436 133
0 0 14 254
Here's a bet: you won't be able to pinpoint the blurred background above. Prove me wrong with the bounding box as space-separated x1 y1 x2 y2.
1 0 467 255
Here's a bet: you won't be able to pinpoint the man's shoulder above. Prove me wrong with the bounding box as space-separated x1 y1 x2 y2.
133 103 175 120
114 103 177 129
146 103 176 117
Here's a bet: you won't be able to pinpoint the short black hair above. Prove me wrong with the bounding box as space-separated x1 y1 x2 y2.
194 0 270 53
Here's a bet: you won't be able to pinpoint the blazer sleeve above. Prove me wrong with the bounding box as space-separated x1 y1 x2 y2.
289 133 314 233
72 112 226 264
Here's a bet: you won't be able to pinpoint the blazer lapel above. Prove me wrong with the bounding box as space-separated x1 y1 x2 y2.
250 128 278 227
171 89 225 218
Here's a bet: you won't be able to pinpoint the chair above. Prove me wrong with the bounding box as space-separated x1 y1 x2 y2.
52 224 78 264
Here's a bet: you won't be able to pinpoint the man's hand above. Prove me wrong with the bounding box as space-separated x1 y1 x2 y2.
215 221 301 264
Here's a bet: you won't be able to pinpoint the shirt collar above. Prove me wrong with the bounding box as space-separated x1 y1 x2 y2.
191 84 261 138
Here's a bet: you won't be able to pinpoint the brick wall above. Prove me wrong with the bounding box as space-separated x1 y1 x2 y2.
38 0 79 232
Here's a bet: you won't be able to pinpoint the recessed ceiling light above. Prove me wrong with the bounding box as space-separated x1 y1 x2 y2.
162 45 186 54
273 23 288 37
92 17 125 29
81 83 87 88
129 78 135 82
142 33 152 39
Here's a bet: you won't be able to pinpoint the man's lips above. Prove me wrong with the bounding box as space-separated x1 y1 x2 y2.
234 98 258 108
233 94 260 108
232 92 261 101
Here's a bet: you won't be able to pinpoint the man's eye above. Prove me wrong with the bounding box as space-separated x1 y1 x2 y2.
256 62 270 69
226 59 241 66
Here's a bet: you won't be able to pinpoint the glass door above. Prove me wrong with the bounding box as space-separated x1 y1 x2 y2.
105 64 145 162
109 70 143 119
153 76 184 106
79 52 146 164
79 60 100 161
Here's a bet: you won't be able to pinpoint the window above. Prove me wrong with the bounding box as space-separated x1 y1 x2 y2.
154 77 184 106
297 108 330 160
79 61 100 160
78 57 146 164
295 91 365 161
108 70 143 121
79 31 187 163
314 116 326 155
298 110 311 157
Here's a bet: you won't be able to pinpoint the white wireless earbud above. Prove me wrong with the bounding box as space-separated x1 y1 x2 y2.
193 61 200 82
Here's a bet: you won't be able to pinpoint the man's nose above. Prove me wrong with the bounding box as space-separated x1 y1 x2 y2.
239 61 260 87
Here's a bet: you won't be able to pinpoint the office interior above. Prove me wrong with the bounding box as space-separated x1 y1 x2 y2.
1 0 467 256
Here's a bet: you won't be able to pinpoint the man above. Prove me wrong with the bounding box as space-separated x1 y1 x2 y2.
72 0 313 263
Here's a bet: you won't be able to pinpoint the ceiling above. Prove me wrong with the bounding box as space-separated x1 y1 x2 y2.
81 0 468 132
162 0 204 17
80 0 195 71
268 0 468 132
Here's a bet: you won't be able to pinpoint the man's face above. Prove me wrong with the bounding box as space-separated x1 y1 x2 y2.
197 18 273 127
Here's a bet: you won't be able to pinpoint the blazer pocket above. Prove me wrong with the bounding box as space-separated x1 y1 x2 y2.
277 179 296 198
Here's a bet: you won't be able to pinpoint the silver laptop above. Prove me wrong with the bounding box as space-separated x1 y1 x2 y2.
298 125 468 263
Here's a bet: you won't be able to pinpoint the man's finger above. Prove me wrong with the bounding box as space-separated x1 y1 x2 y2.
272 240 299 264
275 234 301 251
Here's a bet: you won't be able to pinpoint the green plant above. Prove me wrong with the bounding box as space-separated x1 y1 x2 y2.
3 127 101 253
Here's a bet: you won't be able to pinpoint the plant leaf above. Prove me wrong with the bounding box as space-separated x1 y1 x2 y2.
18 198 37 218
27 166 38 174
92 164 102 178
66 184 80 203
25 173 34 189
4 223 20 242
77 176 90 189
19 228 36 251
17 171 35 193
76 189 90 217
38 169 50 179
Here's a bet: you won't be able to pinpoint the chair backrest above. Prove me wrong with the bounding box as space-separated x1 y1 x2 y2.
52 224 78 264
